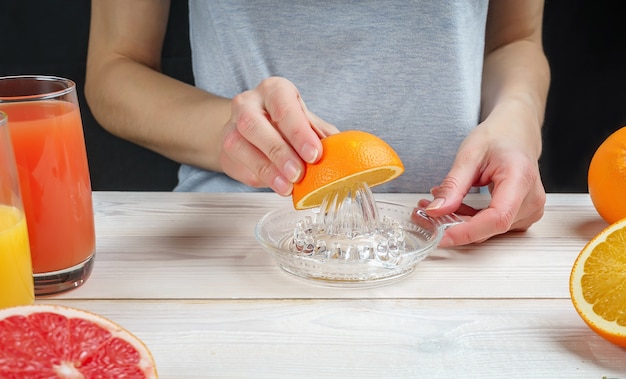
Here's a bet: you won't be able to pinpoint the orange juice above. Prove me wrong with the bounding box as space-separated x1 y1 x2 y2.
0 100 95 273
0 205 34 308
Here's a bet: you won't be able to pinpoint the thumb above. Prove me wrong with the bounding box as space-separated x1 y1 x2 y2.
424 168 478 217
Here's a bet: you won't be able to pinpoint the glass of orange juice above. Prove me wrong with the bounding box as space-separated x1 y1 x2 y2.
0 111 34 308
0 76 95 296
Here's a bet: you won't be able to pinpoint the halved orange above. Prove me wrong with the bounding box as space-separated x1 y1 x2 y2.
292 130 404 209
570 217 626 347
0 304 158 378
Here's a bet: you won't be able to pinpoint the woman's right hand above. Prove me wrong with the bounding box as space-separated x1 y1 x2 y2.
219 76 340 196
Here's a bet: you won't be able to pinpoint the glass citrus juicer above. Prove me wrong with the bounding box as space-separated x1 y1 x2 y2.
255 182 463 287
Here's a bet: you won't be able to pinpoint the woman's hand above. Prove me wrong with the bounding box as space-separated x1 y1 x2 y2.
420 101 546 247
219 77 339 195
421 0 550 246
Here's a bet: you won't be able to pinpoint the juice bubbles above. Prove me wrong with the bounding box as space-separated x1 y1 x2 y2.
1 100 95 275
0 205 34 308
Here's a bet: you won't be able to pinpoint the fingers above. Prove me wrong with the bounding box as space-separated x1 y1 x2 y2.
435 165 545 247
299 96 340 138
222 77 336 195
424 149 483 217
419 129 546 246
220 130 292 194
230 88 305 187
260 79 322 164
418 199 478 217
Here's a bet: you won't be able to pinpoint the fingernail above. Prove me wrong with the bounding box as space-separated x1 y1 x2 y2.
439 235 453 247
283 160 301 182
273 176 293 196
301 143 319 163
425 197 445 210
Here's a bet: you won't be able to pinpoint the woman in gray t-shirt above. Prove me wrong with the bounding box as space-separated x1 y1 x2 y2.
85 1 550 246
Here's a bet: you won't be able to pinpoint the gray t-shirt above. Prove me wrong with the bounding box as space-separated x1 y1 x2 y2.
177 1 489 193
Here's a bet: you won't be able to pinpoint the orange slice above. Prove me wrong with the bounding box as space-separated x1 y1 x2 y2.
292 130 404 209
0 304 158 378
570 218 626 347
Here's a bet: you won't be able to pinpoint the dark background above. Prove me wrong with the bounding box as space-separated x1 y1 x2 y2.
1 1 625 192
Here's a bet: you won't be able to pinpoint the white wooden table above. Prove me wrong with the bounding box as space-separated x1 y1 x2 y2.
45 192 626 378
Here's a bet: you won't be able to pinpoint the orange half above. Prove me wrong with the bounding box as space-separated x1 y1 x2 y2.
292 130 404 209
570 217 626 347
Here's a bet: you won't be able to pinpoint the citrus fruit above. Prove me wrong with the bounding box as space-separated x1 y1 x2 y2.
0 304 157 378
292 130 404 209
588 125 626 224
570 217 626 347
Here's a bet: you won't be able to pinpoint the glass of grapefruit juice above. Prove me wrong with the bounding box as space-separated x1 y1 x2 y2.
0 76 95 296
0 111 34 308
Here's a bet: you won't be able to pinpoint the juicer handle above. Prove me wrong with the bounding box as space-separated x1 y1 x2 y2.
412 209 465 230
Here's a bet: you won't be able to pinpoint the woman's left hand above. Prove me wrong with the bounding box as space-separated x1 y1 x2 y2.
419 103 546 247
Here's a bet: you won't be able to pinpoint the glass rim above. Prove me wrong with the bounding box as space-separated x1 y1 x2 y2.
0 75 76 102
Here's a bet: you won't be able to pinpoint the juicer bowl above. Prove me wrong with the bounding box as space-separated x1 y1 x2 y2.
255 200 462 288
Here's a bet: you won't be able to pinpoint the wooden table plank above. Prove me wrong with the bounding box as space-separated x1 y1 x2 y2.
43 298 625 379
54 192 605 300
42 192 624 378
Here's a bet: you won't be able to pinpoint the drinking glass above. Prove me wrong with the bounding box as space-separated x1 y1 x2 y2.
0 75 95 296
0 111 34 307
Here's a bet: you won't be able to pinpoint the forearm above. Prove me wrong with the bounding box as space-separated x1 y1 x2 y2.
483 36 550 114
480 0 550 159
85 0 232 172
480 41 550 159
85 58 231 171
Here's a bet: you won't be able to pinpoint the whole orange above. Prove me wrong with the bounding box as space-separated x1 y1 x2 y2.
588 126 626 224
